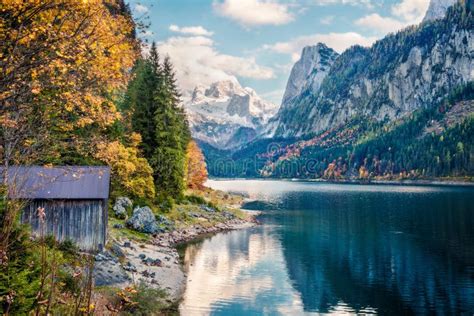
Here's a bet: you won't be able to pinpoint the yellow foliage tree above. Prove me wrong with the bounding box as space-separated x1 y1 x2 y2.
0 0 135 160
359 166 369 179
185 141 208 190
0 1 155 198
94 133 155 199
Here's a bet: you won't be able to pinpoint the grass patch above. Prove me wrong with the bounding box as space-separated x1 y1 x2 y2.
108 217 150 242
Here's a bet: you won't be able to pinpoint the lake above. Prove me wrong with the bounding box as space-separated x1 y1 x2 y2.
179 180 474 315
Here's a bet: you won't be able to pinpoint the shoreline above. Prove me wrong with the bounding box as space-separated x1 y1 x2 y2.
208 177 474 187
94 209 260 314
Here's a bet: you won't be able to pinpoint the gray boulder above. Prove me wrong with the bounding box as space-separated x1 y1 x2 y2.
125 206 159 234
113 197 133 219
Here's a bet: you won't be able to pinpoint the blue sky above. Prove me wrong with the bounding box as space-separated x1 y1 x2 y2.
127 0 431 104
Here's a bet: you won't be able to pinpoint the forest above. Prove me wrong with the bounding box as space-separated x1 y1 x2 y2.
206 83 474 180
0 1 207 314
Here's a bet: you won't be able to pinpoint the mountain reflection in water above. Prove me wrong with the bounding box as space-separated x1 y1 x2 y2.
180 180 474 315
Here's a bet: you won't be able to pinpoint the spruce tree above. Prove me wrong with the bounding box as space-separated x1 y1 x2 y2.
124 47 191 199
125 43 162 159
149 42 161 75
153 56 190 198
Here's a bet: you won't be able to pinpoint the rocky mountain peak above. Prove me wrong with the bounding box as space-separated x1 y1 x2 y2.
269 5 473 139
191 85 206 103
184 79 278 150
281 43 339 108
204 80 240 99
227 94 251 117
423 0 458 22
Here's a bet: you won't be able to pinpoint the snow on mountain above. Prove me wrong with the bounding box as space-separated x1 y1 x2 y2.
184 79 278 150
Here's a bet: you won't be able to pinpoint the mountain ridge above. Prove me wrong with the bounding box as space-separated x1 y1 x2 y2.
269 1 472 139
184 79 278 150
201 2 474 181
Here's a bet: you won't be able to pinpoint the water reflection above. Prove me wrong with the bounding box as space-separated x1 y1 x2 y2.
179 226 306 315
273 193 474 315
181 180 474 315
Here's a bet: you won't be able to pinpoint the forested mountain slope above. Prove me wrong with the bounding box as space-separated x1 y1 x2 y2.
270 2 473 138
203 2 474 181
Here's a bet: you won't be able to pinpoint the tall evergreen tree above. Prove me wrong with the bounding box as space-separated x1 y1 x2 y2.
125 43 162 159
149 42 161 75
153 56 190 198
124 46 191 199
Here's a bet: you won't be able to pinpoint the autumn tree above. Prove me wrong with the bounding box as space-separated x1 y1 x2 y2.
185 141 208 190
0 1 153 313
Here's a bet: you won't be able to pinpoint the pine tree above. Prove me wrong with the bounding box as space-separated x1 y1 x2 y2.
126 43 163 160
149 42 161 75
152 56 190 198
125 48 191 199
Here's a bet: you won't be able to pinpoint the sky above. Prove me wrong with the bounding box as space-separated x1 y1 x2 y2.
127 0 431 105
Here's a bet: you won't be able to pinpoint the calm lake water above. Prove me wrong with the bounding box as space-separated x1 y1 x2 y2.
179 180 474 315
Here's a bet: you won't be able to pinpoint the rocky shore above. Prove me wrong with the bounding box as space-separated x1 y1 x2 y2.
93 211 259 309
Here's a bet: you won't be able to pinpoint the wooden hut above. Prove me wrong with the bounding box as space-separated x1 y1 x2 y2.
6 166 110 251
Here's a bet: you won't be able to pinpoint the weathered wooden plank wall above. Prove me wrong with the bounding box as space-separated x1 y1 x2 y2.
21 199 107 251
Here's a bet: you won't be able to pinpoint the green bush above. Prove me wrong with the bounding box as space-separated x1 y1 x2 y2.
122 283 171 316
156 194 175 213
184 194 206 205
57 239 79 258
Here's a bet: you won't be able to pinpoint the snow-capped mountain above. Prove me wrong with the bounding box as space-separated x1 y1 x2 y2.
423 0 458 22
184 79 278 150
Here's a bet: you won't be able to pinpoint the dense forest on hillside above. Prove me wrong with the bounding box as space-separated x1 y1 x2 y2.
202 2 473 181
205 83 474 181
269 83 473 179
272 1 473 138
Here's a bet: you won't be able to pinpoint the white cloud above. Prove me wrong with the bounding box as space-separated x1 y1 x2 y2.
320 15 335 25
263 32 377 61
169 25 214 37
313 0 373 8
355 0 429 35
391 0 429 22
213 0 294 26
355 14 407 34
134 4 149 14
156 36 275 91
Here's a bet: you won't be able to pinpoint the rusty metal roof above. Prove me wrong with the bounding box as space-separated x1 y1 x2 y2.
3 166 110 199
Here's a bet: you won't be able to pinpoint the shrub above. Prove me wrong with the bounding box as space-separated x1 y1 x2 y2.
156 195 175 213
185 194 206 205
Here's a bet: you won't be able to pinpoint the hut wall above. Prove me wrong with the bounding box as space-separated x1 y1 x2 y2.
21 199 107 251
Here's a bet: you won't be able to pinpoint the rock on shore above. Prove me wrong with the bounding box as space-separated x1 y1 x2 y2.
93 213 259 303
93 238 185 302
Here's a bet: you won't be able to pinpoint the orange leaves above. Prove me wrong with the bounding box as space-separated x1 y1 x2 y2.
1 0 137 132
359 166 369 179
185 141 208 190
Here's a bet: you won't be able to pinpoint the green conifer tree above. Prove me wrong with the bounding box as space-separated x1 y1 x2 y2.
124 47 191 199
152 56 190 198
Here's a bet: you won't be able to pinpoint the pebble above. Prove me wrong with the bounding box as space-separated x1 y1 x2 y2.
123 262 137 272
